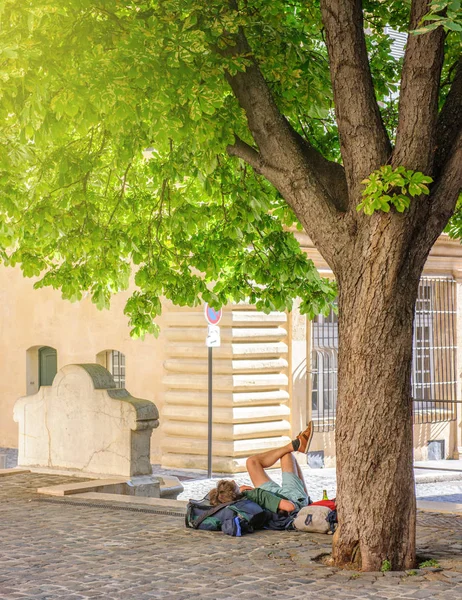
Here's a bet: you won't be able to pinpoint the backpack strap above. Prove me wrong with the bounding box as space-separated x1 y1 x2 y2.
191 501 235 529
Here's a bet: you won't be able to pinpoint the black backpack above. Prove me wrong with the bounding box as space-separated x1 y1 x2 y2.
185 496 269 536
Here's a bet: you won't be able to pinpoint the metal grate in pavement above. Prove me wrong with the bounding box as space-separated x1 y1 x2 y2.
34 496 186 517
33 500 461 529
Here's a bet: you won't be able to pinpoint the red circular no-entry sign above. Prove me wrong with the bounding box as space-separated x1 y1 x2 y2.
204 303 222 325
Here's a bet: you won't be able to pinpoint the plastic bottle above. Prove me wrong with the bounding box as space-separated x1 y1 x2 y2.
322 489 328 500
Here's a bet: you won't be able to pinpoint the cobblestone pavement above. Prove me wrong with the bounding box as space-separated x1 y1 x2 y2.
1 473 462 600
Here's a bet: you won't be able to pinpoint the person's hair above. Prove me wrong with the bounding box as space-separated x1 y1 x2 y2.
209 479 242 506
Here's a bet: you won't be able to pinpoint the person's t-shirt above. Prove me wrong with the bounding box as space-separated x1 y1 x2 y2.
242 488 283 513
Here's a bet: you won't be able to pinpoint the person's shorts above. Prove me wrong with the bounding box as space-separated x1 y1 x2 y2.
259 472 310 510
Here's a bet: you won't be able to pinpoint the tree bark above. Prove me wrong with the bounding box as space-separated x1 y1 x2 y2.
330 226 428 570
435 57 462 176
320 0 391 200
393 0 445 173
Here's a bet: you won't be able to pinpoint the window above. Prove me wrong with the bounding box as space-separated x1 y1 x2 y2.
26 345 58 394
311 307 338 350
309 277 458 429
96 349 126 388
311 304 338 432
109 350 126 388
411 277 457 423
412 282 434 407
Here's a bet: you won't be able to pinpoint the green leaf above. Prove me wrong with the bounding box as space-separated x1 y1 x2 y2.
445 20 462 30
358 166 433 216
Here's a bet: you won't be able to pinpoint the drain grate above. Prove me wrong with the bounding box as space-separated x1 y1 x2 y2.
34 496 186 517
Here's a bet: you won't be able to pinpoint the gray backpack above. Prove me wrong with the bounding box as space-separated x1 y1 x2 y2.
293 505 336 534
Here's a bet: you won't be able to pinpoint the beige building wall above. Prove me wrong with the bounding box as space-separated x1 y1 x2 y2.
1 233 462 472
0 267 167 462
161 305 290 472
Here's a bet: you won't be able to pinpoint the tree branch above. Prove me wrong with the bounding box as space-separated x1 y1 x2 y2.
435 56 462 176
320 0 391 197
223 33 306 173
226 135 272 176
221 23 350 268
393 0 445 174
407 129 462 275
426 130 462 238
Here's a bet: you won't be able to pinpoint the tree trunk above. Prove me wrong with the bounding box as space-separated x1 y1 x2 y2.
223 2 461 572
331 233 422 571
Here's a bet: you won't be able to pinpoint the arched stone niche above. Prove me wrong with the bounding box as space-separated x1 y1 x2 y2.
14 364 159 478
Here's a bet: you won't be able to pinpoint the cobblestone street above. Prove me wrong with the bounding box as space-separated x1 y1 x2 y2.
1 472 462 600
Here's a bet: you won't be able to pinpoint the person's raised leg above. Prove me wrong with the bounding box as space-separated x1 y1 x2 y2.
295 459 309 495
290 421 313 496
245 421 314 488
280 451 298 474
292 421 314 453
279 452 310 497
246 442 295 488
268 422 313 495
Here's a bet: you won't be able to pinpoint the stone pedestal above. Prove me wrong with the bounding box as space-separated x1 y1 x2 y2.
125 475 161 497
14 364 159 479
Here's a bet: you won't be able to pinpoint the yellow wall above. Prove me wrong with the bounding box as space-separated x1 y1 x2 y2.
0 267 167 461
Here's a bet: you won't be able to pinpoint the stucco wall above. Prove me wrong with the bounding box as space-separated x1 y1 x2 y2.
0 267 166 462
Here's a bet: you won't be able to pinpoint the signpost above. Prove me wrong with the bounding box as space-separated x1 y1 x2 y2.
204 304 222 478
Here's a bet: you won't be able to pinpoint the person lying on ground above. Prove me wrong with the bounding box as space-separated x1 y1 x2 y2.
208 421 314 515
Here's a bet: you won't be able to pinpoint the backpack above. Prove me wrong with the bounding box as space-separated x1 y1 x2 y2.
293 499 337 534
185 496 269 536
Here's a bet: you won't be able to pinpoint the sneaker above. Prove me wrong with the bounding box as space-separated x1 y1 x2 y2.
294 421 314 453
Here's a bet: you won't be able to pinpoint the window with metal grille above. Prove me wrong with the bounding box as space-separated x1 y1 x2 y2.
309 277 458 430
108 350 126 388
310 306 338 432
412 277 457 424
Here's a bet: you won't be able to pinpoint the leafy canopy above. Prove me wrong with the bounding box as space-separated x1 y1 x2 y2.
0 0 459 335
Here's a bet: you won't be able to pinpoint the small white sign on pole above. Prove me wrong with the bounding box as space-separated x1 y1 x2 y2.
204 303 223 478
206 324 221 348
